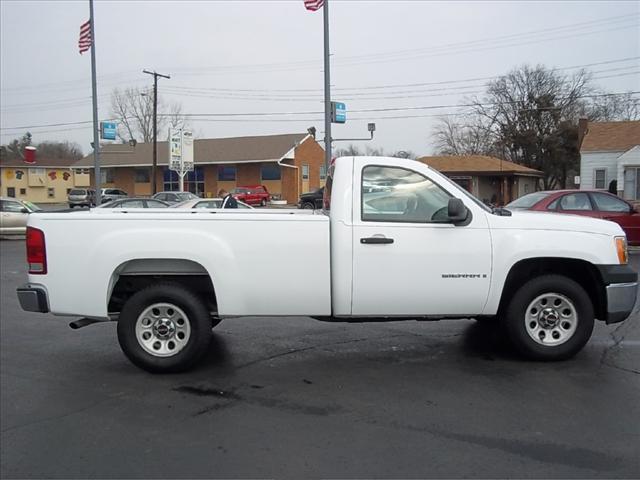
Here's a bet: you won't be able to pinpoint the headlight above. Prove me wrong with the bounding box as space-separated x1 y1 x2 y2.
615 236 628 265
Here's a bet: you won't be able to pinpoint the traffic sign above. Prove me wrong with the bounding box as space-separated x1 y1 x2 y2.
331 101 346 123
100 121 117 140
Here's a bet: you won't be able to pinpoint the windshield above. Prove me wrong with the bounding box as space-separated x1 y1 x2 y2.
176 192 198 200
506 192 552 209
23 201 41 212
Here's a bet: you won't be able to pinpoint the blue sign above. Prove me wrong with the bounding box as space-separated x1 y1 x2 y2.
332 101 346 124
100 121 117 140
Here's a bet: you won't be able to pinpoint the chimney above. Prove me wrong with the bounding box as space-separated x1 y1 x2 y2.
577 117 589 150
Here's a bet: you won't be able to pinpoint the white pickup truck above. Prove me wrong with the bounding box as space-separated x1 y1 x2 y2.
18 156 638 372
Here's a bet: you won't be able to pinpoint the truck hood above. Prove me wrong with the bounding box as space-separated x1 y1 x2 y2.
489 210 624 237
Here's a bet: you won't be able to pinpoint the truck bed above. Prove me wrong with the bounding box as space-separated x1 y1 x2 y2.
27 208 331 318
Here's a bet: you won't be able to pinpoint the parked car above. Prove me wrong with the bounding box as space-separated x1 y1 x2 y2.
171 198 253 209
17 156 637 372
232 185 270 206
98 198 170 208
100 188 128 204
0 197 41 235
298 187 324 209
152 191 200 204
506 190 640 245
68 188 96 208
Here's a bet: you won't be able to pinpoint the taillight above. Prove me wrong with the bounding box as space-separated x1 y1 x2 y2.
26 227 47 274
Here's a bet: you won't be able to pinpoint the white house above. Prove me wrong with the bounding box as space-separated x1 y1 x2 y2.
579 120 640 201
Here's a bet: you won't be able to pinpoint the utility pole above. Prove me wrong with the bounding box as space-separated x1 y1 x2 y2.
323 0 331 171
143 69 170 194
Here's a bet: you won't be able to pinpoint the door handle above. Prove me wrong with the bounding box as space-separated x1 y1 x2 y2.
360 236 394 244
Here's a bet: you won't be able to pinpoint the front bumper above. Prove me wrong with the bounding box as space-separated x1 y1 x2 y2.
598 265 638 324
606 282 638 324
16 285 49 313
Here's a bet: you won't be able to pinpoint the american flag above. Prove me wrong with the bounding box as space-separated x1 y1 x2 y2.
304 0 324 11
78 20 92 54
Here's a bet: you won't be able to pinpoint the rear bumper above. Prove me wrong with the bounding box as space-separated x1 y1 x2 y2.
16 285 49 313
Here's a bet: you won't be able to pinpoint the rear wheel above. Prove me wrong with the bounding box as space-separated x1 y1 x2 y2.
503 275 594 360
302 202 315 209
117 283 212 373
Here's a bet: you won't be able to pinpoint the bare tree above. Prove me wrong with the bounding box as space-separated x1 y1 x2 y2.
334 144 364 157
110 87 186 143
431 115 495 156
587 91 640 121
469 65 593 189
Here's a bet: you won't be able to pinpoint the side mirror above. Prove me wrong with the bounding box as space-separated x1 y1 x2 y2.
447 198 469 224
20 207 29 214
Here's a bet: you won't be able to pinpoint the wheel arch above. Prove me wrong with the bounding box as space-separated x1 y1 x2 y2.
497 257 606 320
107 258 217 316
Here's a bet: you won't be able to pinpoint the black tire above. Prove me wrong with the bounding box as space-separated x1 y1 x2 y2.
69 204 74 209
117 283 212 373
302 202 315 210
503 274 594 361
260 199 267 207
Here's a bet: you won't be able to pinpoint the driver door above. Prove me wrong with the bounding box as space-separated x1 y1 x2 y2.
351 160 492 316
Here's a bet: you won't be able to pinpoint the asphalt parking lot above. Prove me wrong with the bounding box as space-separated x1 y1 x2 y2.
1 239 639 479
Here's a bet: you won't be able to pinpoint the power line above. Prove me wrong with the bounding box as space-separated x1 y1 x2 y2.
163 57 640 95
2 92 637 133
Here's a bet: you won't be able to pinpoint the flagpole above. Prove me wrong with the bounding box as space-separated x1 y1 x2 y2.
89 0 101 205
323 0 331 171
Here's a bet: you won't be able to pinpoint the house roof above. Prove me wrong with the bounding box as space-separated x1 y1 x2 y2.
417 155 544 176
580 121 640 152
74 133 310 168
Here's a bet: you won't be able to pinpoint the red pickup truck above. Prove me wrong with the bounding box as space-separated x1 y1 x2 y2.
232 185 270 206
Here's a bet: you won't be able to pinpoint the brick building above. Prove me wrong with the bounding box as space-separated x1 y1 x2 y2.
418 155 543 205
75 132 326 204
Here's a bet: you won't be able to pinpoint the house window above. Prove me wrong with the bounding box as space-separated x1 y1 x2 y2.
624 167 640 201
47 188 55 198
218 166 236 181
101 168 115 184
524 183 530 194
320 164 327 180
594 169 606 189
134 167 150 183
7 187 15 198
302 164 309 180
28 168 46 176
74 168 90 174
20 188 27 195
261 163 281 181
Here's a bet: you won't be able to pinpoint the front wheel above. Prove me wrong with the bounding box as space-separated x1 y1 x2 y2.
302 202 315 210
117 283 212 373
503 275 594 361
260 199 267 207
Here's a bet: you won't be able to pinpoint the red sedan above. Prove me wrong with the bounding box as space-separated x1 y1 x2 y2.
506 190 640 245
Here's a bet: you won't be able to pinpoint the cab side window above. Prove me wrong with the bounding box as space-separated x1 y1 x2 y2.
361 166 451 223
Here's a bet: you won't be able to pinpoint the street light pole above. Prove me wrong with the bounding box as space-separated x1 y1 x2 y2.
323 0 331 172
143 69 170 194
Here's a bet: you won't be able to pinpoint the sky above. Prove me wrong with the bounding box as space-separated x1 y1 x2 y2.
1 0 639 157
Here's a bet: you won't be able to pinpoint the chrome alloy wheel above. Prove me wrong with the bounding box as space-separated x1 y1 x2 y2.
525 293 578 346
135 303 191 357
